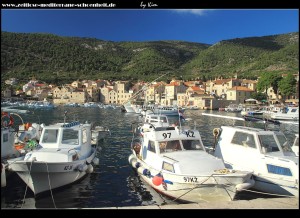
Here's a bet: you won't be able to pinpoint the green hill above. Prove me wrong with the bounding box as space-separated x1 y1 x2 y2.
1 31 298 84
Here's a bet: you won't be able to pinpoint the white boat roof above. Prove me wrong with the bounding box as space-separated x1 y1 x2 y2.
163 151 225 174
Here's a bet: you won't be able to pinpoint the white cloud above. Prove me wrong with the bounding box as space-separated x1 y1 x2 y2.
172 9 213 16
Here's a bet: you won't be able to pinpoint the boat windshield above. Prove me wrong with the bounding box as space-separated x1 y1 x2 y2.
62 129 79 145
275 134 293 152
258 135 280 153
159 139 203 153
42 129 58 143
181 139 203 151
159 140 181 153
294 137 299 147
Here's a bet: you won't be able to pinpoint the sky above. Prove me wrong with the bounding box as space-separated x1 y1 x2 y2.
1 9 299 45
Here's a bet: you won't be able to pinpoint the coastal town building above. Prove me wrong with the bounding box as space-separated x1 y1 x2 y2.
2 74 298 108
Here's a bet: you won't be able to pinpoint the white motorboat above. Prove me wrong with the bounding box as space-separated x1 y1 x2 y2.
138 114 170 133
241 106 264 116
141 105 185 116
202 112 298 197
7 120 99 195
91 125 111 144
128 120 254 203
269 106 299 121
212 126 298 197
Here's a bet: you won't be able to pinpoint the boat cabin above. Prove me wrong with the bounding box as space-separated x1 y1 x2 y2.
214 126 297 173
39 121 92 154
134 126 207 173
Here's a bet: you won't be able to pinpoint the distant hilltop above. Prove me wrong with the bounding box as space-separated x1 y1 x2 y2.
1 31 298 84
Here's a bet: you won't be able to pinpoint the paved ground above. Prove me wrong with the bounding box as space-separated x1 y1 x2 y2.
100 197 299 209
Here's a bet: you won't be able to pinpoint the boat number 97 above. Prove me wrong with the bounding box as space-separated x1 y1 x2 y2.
184 177 198 182
162 133 171 139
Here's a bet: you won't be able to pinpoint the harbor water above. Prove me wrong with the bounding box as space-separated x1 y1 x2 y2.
1 106 298 209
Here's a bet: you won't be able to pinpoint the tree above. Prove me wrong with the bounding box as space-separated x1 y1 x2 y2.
257 72 282 100
278 73 296 100
250 92 268 102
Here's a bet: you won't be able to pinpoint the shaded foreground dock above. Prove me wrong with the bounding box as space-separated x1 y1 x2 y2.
96 197 298 209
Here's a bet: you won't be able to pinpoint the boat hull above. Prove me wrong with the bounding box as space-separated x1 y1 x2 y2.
129 155 253 203
252 175 298 197
8 149 96 195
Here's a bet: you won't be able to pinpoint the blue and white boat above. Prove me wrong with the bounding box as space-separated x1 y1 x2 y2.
203 112 298 197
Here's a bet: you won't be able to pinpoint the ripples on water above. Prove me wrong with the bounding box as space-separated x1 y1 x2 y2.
1 107 298 209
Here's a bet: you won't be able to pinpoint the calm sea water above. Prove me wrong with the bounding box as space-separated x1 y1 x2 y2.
1 107 298 209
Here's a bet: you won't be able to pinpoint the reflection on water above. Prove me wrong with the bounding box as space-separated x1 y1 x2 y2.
1 107 298 209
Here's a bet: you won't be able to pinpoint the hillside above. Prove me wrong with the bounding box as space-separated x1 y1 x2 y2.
1 31 298 84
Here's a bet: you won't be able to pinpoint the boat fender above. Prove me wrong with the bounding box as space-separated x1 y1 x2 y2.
1 163 6 188
213 128 221 137
77 164 88 172
235 179 255 191
92 157 99 165
142 169 151 177
152 174 163 186
128 154 136 165
86 164 94 173
163 179 173 185
135 162 141 169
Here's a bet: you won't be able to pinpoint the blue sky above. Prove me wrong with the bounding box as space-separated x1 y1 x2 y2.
2 9 299 44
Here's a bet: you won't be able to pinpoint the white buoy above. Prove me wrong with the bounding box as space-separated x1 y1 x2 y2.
92 157 99 165
86 164 94 173
77 164 88 172
1 164 7 188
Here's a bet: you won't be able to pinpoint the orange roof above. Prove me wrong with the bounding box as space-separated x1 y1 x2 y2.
184 81 196 86
168 81 180 86
191 86 204 91
228 86 254 91
213 79 232 85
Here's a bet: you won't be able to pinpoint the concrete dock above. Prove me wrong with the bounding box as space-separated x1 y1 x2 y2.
98 197 298 209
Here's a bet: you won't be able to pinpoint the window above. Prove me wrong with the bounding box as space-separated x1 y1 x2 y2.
42 129 59 143
276 133 292 152
166 140 181 152
148 140 156 153
82 129 87 144
258 135 280 153
162 161 174 173
231 132 256 149
62 129 79 145
267 164 292 176
3 133 8 143
182 140 203 150
159 141 167 153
